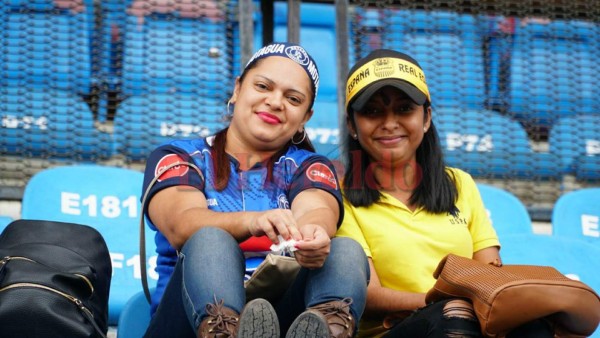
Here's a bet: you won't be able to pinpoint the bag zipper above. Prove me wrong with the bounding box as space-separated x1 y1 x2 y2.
1 256 94 294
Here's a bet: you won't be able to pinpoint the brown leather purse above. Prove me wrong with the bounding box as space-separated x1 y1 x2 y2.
425 254 600 338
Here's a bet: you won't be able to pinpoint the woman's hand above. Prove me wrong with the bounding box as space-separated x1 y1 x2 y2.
248 209 302 244
293 223 331 268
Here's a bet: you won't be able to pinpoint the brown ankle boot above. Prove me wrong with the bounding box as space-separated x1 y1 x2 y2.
197 298 240 338
307 298 355 338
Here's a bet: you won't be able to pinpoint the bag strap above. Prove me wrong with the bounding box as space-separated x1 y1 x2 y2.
139 161 204 304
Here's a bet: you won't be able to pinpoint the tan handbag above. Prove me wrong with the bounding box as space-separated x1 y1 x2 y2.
244 254 301 302
425 254 600 338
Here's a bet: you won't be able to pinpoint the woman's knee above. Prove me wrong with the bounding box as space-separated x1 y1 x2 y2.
181 226 238 256
441 299 481 338
331 237 366 261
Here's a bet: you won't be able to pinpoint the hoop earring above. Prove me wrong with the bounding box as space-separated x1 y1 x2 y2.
227 100 233 117
291 129 307 145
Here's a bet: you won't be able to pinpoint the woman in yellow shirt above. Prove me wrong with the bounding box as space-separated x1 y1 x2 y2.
337 49 554 338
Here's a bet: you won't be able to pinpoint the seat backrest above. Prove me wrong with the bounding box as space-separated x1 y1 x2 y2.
434 108 557 178
509 19 600 128
1 0 95 94
0 87 113 159
382 10 487 110
21 165 158 325
0 216 13 233
500 234 600 294
477 183 532 239
113 93 225 160
120 0 231 97
116 289 152 338
551 188 600 245
549 114 600 175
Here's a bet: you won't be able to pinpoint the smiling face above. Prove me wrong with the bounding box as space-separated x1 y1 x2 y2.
227 56 314 155
348 86 431 166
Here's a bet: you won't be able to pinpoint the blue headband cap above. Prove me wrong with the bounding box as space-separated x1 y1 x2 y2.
245 42 320 99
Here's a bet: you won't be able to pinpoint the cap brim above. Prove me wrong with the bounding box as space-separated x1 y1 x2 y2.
350 79 427 112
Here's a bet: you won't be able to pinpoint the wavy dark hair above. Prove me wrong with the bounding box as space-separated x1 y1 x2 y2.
211 57 315 191
343 102 458 214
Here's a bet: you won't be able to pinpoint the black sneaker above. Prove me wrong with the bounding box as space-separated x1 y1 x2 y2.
238 298 280 338
285 310 329 338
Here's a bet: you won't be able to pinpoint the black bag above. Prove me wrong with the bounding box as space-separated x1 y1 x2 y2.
0 219 112 338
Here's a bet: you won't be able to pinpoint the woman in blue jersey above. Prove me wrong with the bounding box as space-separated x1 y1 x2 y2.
141 42 368 338
337 49 554 338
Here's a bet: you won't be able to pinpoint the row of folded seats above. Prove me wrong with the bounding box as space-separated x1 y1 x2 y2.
0 1 598 181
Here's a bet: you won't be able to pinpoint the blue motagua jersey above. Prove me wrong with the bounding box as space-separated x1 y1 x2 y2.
141 136 343 311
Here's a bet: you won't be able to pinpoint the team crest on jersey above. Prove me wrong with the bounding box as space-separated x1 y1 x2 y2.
155 154 189 182
306 163 337 189
277 194 289 209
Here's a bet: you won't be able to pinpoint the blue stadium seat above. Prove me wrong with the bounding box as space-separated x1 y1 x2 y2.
509 19 600 129
0 216 13 233
476 183 533 239
20 165 158 325
117 289 152 338
113 93 225 160
120 3 230 97
500 234 600 307
1 0 96 93
113 1 232 159
0 0 111 159
549 114 600 179
382 10 487 110
552 188 600 245
0 87 112 159
435 108 559 179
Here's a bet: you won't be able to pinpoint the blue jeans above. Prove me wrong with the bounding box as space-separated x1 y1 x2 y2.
144 227 369 338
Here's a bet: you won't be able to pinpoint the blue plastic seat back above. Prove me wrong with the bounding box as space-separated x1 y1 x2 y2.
305 100 341 160
510 19 600 128
435 108 559 178
500 234 600 298
0 87 112 159
1 0 95 94
549 114 600 175
0 216 14 234
382 10 487 110
476 183 532 239
21 165 158 325
121 3 231 97
113 93 226 160
116 289 152 338
552 188 600 245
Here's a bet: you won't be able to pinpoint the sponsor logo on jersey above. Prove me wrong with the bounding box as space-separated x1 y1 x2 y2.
155 154 189 182
306 163 338 190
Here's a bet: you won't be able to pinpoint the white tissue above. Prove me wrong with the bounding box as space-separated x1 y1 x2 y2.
270 235 297 256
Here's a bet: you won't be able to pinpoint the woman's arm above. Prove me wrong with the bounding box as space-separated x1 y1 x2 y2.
290 188 340 268
473 246 502 266
364 258 426 316
148 186 299 250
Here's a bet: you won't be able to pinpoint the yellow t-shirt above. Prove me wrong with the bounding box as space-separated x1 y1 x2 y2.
337 168 500 337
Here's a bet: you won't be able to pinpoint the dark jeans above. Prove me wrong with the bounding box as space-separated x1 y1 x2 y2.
382 300 554 338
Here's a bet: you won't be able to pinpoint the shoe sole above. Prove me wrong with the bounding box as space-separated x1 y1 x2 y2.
238 298 280 338
285 310 329 338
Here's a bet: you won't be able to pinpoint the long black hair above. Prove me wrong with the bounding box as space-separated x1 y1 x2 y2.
343 103 458 214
